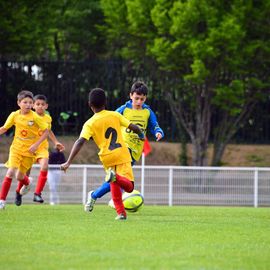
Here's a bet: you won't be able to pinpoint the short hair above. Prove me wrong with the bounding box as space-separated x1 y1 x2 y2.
34 94 48 103
130 81 148 95
88 88 106 108
17 90 34 101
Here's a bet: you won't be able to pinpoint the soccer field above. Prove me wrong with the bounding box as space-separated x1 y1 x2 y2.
0 205 269 270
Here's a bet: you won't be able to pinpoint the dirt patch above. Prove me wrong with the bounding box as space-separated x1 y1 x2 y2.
1 136 270 167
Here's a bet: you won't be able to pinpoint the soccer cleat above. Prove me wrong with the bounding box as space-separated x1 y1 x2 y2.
0 200 6 210
115 213 127 220
33 193 44 203
84 191 96 212
15 192 22 206
105 168 116 183
19 177 33 196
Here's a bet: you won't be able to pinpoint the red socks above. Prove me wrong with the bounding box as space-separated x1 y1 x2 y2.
115 174 134 193
35 170 48 195
16 175 30 193
0 176 12 200
110 174 134 215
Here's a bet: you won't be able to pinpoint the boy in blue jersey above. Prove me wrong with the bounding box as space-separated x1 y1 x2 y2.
85 81 164 212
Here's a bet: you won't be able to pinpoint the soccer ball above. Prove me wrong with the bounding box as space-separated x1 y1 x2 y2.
122 190 144 212
108 190 144 212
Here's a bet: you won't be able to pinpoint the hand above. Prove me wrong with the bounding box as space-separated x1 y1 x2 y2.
156 132 162 141
60 162 70 172
29 144 38 154
55 142 65 152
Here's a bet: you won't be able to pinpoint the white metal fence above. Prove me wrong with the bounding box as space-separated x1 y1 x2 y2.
1 164 270 207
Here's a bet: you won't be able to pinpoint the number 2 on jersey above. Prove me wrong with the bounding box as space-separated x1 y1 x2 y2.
105 127 122 150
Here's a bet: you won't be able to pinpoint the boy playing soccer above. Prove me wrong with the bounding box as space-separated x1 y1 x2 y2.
0 90 49 210
60 88 145 220
15 94 65 206
85 81 164 211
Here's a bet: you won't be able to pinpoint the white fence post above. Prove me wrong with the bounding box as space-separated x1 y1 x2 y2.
168 167 173 206
254 168 258 208
141 154 145 197
82 166 87 204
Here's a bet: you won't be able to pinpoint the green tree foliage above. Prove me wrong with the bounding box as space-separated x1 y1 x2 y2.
101 0 270 165
0 0 105 60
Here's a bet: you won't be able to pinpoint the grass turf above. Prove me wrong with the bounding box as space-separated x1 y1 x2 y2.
0 205 269 270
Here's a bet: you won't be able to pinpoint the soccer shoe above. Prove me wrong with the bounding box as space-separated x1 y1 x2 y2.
115 213 127 220
15 192 22 206
84 191 96 212
19 177 33 196
33 193 44 203
105 168 116 183
0 200 6 210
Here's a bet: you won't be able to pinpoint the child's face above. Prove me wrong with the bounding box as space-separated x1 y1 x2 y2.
33 99 48 115
17 97 33 114
130 92 147 110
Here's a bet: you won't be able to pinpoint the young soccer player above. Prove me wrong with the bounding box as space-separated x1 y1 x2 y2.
85 81 164 211
60 88 145 220
0 90 49 210
15 94 65 206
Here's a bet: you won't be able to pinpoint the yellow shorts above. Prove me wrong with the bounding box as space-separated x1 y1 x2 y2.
35 147 49 161
5 151 35 174
105 162 134 182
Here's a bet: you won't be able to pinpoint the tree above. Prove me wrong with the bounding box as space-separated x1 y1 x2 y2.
0 0 105 60
101 0 270 165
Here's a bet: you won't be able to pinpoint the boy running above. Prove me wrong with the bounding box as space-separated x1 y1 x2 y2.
15 94 65 206
85 81 164 211
0 90 49 210
60 88 145 220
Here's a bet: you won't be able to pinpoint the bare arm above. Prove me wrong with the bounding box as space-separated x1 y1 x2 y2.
0 127 8 136
60 137 86 172
29 129 49 154
48 130 65 151
128 123 145 140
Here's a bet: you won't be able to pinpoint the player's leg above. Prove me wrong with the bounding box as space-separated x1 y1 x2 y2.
33 157 49 203
84 180 111 212
0 168 15 210
110 181 126 220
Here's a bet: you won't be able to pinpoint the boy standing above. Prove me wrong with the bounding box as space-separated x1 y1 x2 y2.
0 90 49 210
15 94 65 206
60 88 145 220
85 81 164 211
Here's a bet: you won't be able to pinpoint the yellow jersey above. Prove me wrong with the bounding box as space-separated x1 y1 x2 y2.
35 113 52 151
121 108 149 161
80 110 131 167
3 110 48 157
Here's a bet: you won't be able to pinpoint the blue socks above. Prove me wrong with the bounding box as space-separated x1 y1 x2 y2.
91 182 111 200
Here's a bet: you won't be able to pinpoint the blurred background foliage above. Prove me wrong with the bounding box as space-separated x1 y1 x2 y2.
0 0 270 166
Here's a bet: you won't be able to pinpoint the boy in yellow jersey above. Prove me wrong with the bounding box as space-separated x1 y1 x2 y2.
60 88 145 220
86 81 164 211
0 90 49 210
14 94 65 206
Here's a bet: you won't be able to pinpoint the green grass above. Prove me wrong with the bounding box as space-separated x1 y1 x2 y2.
0 205 269 270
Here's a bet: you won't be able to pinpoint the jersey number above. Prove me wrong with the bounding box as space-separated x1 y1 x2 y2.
105 127 121 150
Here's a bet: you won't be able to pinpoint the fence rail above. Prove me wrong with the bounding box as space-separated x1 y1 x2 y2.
1 164 270 207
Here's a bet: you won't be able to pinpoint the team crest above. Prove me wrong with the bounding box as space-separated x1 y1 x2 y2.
28 120 34 126
21 130 27 137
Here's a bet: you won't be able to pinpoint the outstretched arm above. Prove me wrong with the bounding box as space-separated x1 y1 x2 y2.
60 137 86 172
49 130 65 151
0 127 8 136
128 123 145 140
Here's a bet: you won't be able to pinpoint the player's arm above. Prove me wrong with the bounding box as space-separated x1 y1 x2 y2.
148 108 164 141
0 112 15 136
128 123 145 141
48 130 65 151
29 129 49 154
60 137 86 172
0 127 8 136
